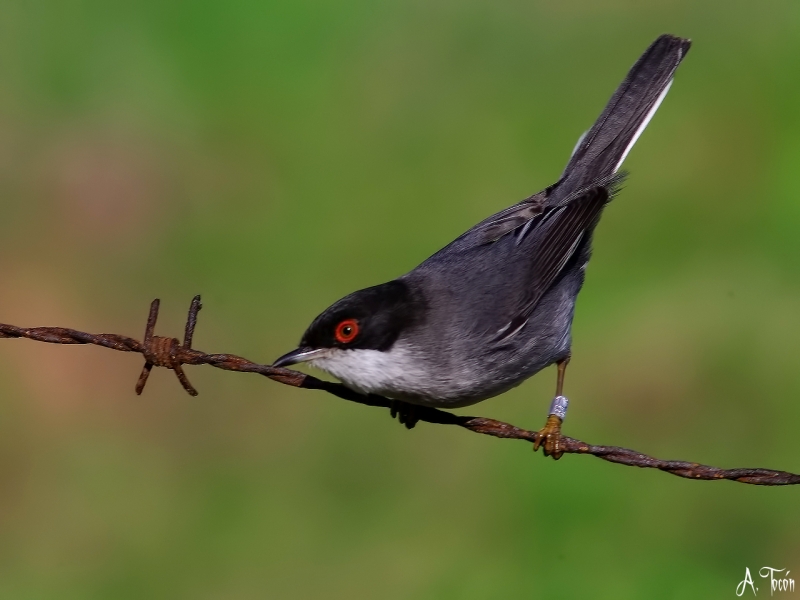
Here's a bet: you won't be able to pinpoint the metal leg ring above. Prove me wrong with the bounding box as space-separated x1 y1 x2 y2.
548 395 569 421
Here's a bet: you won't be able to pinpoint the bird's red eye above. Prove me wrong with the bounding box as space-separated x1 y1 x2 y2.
334 319 359 344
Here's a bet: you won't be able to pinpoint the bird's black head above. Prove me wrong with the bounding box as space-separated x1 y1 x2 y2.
273 279 424 368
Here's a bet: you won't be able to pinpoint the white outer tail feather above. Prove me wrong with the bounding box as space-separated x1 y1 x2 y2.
612 78 673 173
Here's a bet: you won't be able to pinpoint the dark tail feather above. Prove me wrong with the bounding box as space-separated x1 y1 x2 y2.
549 34 691 206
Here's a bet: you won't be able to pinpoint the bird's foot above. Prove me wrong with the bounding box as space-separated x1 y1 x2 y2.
534 396 569 459
533 414 565 459
390 400 419 429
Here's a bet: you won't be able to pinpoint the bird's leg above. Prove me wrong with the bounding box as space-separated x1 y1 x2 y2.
534 356 570 459
390 400 420 430
555 355 569 397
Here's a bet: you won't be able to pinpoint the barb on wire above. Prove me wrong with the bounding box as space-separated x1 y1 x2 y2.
1 296 798 487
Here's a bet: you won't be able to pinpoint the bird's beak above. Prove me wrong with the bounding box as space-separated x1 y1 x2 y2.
272 347 326 368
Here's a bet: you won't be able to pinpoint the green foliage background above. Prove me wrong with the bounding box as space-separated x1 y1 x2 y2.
0 1 799 597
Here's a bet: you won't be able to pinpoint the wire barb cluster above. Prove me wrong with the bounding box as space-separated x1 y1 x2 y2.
1 296 798 486
135 297 201 396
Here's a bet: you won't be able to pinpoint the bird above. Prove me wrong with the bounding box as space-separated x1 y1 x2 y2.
274 34 691 458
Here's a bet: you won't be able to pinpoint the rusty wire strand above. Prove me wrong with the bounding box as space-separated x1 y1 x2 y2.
1 296 798 486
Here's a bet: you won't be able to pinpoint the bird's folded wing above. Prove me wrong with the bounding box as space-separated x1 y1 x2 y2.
492 187 609 342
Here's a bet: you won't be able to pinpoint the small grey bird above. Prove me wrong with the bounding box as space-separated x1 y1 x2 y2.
275 34 691 457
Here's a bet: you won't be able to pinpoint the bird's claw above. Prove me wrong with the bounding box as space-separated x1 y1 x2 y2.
390 400 419 429
534 414 564 460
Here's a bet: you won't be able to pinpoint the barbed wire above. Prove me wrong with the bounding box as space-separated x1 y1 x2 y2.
1 295 798 486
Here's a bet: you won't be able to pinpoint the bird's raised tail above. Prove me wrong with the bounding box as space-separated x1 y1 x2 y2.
549 34 691 207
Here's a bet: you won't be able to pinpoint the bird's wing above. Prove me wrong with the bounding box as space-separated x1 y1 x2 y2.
491 186 609 342
474 192 547 244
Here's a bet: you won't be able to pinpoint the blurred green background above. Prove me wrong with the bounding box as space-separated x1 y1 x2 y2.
0 1 799 598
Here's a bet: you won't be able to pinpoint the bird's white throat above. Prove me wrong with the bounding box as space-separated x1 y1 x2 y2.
307 343 429 400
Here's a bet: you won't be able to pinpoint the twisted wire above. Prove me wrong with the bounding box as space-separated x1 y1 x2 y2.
2 296 797 486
